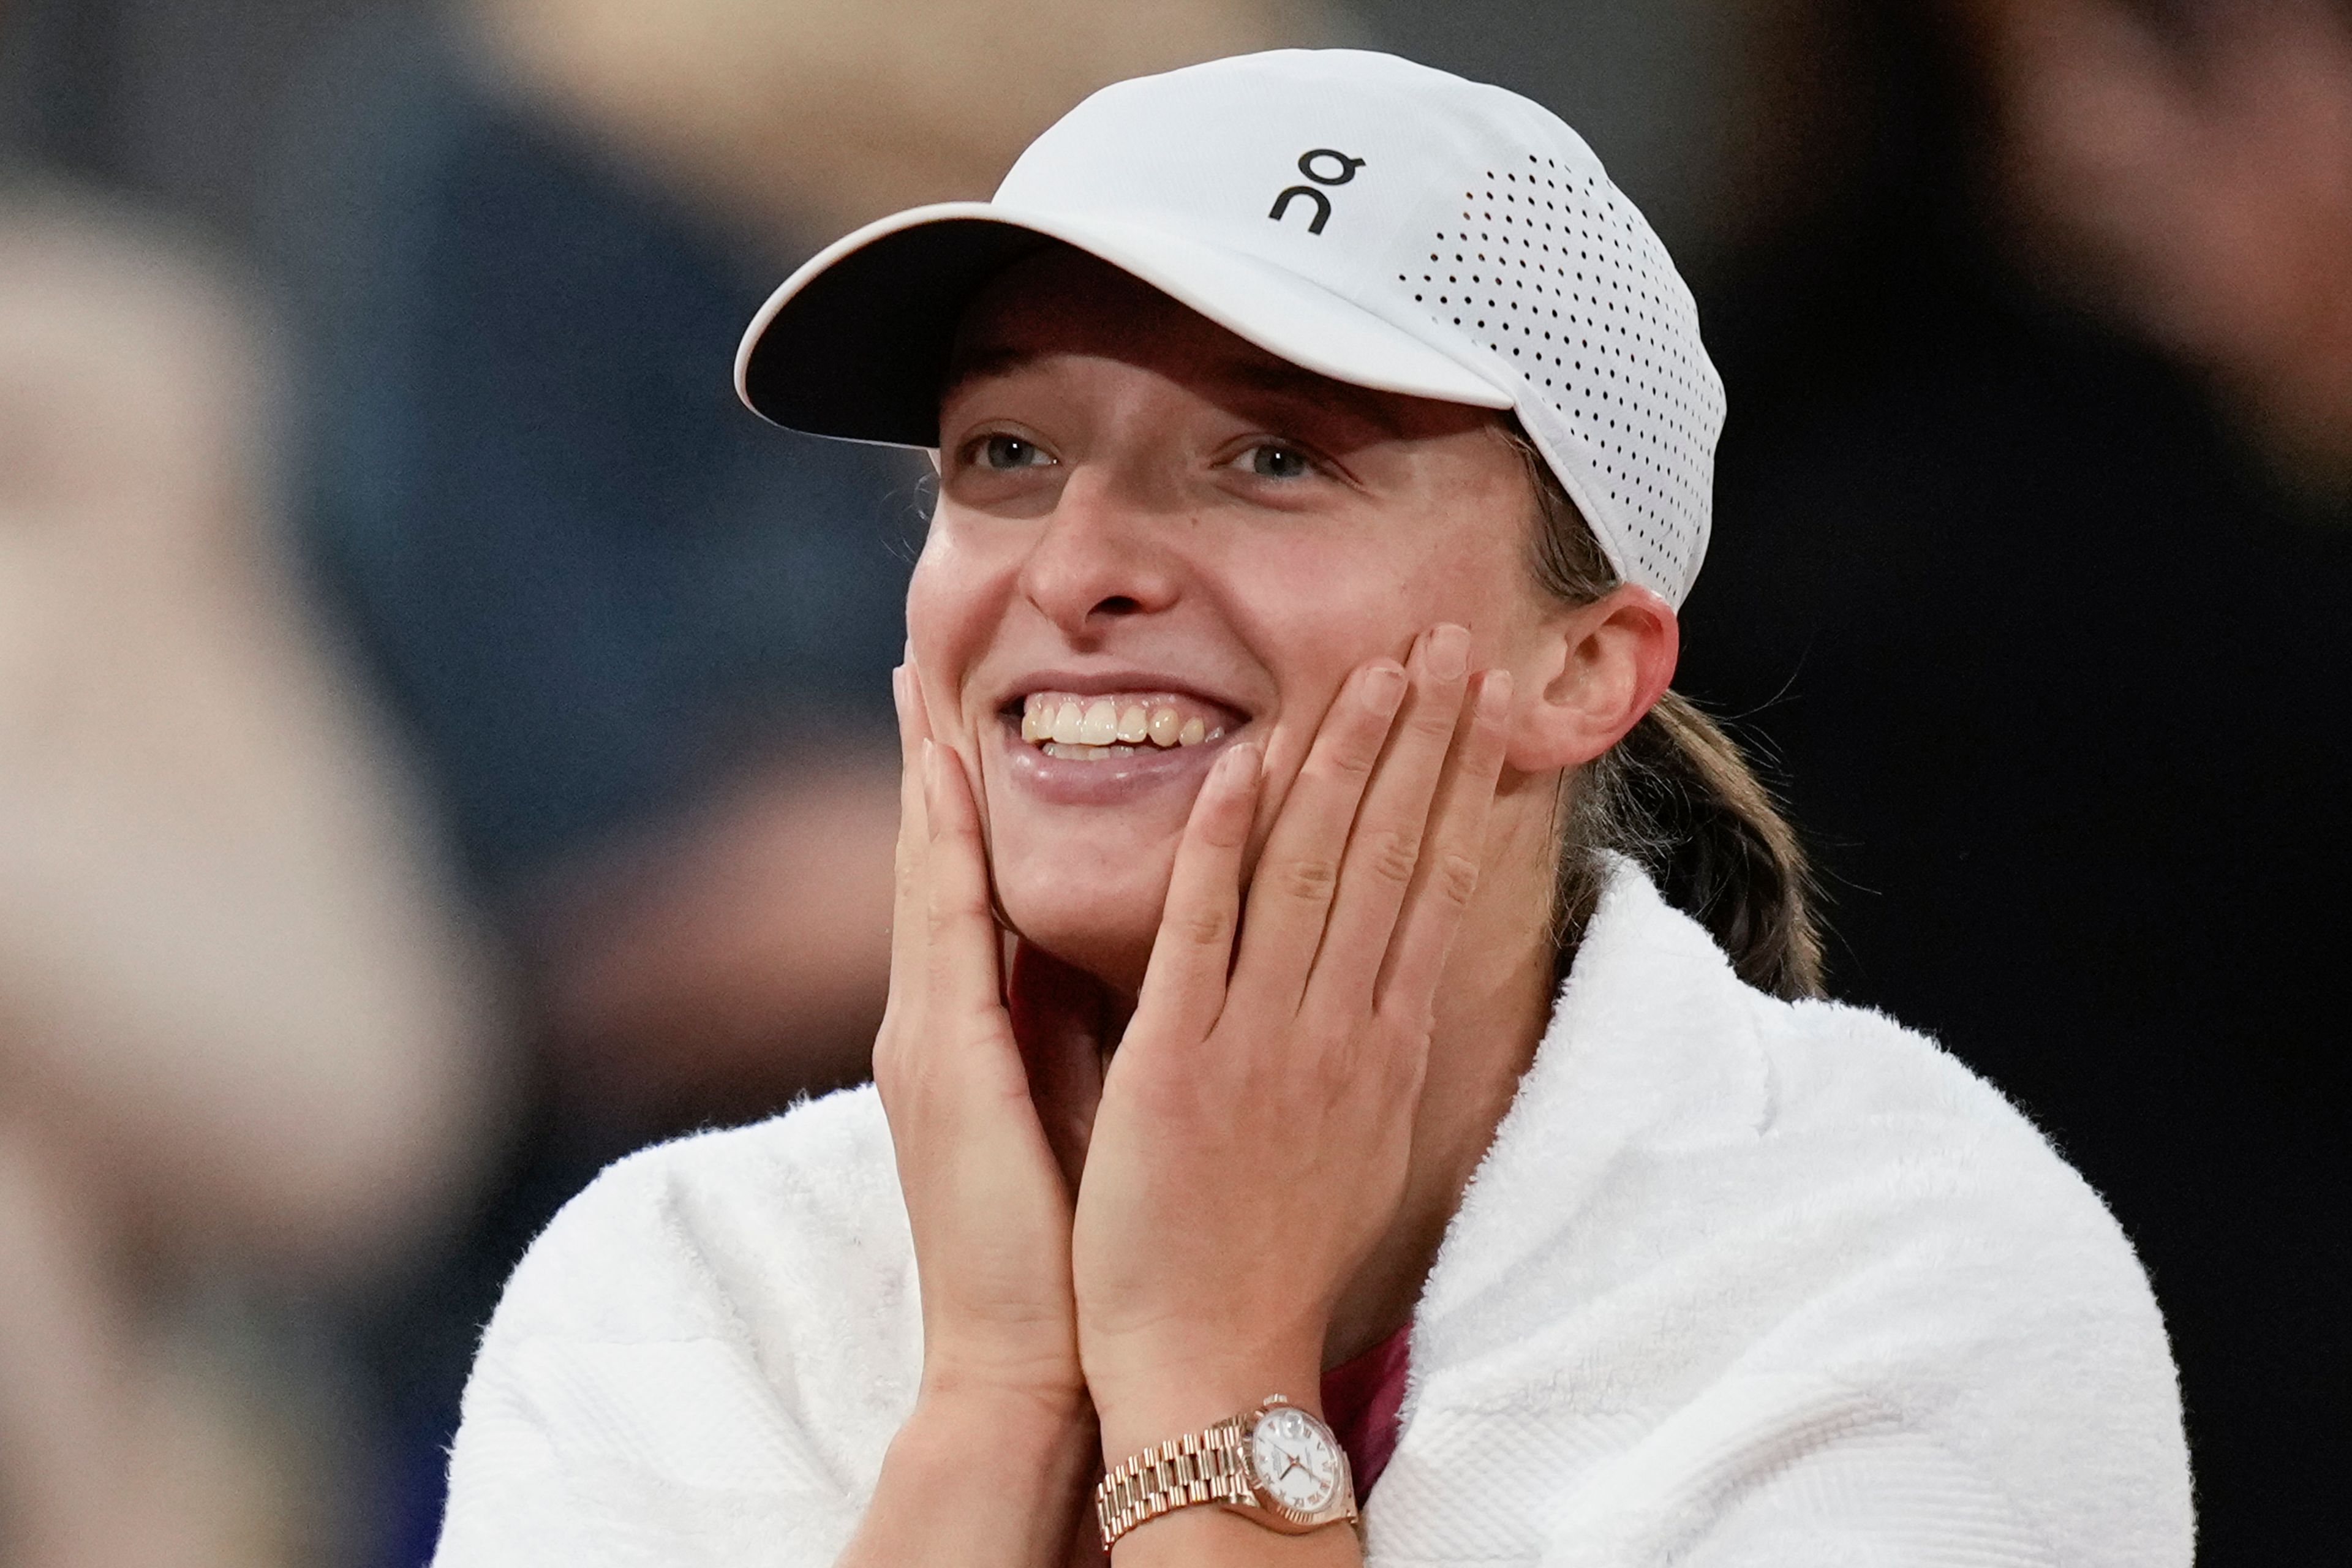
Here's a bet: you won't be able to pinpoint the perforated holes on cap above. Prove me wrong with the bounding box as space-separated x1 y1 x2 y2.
1396 153 1724 598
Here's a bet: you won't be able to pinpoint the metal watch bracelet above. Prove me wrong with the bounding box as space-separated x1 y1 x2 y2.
1094 1396 1359 1551
1095 1417 1255 1549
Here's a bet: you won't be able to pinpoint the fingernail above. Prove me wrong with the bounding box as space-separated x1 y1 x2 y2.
1477 668 1513 720
1430 624 1470 681
921 737 938 797
1365 662 1408 716
1216 741 1263 789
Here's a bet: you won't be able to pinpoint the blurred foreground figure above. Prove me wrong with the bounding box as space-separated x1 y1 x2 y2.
270 0 1330 1553
0 190 504 1564
1966 0 2352 490
279 0 1340 1132
471 0 1344 244
1683 4 2351 1561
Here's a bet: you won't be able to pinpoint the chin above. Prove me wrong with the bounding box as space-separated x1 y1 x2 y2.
997 859 1169 997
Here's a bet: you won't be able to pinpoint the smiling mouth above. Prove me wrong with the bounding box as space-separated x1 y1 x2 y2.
1014 691 1238 761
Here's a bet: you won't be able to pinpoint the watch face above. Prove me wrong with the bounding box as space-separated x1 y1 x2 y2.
1248 1405 1343 1516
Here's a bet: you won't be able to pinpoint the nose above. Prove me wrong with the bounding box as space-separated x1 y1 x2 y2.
1015 466 1182 640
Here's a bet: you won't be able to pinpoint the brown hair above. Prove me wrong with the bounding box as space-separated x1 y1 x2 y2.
1509 428 1826 1001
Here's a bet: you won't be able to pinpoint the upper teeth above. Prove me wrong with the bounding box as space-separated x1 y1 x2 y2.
1020 693 1223 752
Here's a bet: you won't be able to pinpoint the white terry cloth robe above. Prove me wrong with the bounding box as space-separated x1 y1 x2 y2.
435 865 2193 1567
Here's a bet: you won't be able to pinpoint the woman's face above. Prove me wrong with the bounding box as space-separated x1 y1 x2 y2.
909 248 1558 990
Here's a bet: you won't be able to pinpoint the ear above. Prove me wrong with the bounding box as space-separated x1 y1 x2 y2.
1506 584 1680 774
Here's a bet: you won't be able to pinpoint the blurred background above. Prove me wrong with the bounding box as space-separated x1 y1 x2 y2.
0 0 2342 1562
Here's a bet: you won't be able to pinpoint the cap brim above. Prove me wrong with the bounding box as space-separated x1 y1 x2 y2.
735 202 1513 446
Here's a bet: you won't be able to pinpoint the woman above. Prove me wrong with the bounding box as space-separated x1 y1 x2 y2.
436 50 2190 1567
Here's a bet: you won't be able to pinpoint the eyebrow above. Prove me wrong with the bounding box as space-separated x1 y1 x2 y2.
939 343 1034 402
1218 358 1409 440
942 342 1410 441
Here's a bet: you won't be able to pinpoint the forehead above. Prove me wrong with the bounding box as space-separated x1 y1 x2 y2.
950 247 1247 381
942 245 1490 443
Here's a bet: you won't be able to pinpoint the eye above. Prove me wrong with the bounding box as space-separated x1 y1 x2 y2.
971 433 1052 472
1233 442 1316 481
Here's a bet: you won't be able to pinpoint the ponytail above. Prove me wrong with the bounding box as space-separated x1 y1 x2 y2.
1510 426 1826 1001
1570 692 1825 999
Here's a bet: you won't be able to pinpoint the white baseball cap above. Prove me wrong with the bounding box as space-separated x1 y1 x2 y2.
736 48 1725 608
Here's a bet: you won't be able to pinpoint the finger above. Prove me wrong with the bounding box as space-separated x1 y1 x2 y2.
1134 742 1264 1045
886 660 936 1003
1299 624 1471 1019
921 737 1012 1031
1376 667 1513 1022
1229 657 1409 1016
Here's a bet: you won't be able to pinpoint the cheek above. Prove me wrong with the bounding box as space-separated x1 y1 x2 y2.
1375 503 1551 676
905 524 1012 743
1222 514 1537 813
1407 507 1533 620
1212 537 1414 824
1227 519 1494 699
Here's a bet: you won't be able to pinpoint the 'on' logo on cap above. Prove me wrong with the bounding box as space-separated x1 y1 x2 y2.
1268 148 1366 235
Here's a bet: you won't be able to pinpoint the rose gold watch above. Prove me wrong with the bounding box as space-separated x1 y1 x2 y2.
1094 1395 1359 1551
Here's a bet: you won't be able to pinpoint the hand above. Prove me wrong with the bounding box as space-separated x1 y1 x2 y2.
872 660 1085 1414
1070 624 1512 1450
835 680 1101 1568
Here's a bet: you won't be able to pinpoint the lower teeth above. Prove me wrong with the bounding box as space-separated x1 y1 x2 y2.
1038 734 1221 761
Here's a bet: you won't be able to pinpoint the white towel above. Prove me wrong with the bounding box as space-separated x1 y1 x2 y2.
437 865 2192 1566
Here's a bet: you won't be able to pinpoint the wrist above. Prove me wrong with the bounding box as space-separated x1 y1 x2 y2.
905 1374 1093 1458
840 1386 1094 1568
884 1382 1096 1542
1086 1342 1325 1465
